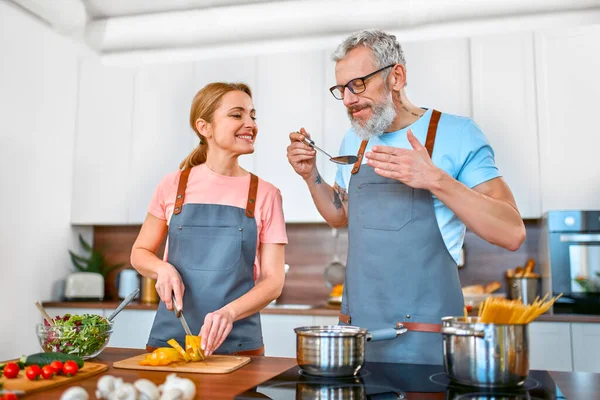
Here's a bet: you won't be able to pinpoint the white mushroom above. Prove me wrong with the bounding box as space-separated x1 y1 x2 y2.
60 386 89 400
158 374 196 400
134 379 160 400
108 382 137 400
96 375 123 399
159 389 183 400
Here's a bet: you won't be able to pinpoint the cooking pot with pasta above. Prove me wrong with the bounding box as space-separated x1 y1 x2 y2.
441 316 529 388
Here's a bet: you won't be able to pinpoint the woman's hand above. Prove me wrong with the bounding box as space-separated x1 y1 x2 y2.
199 307 235 357
154 263 185 311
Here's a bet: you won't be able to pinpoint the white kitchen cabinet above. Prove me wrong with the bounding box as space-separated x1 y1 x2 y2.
321 47 348 186
108 310 156 349
535 25 600 212
470 33 542 218
528 322 573 372
254 51 326 223
128 63 198 224
571 323 600 373
260 314 313 358
71 59 135 224
402 38 472 118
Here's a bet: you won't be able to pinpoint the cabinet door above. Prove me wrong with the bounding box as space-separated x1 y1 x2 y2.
402 38 472 118
571 323 600 373
535 25 600 211
71 59 135 224
193 57 258 173
260 314 313 357
322 48 348 185
254 51 326 222
528 322 572 372
470 33 541 218
128 63 197 224
107 310 156 349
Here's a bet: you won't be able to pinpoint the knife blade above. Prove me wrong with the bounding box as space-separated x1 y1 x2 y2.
172 294 193 336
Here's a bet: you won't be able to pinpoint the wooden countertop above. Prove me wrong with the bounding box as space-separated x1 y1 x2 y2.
13 348 600 399
20 348 296 399
42 301 600 321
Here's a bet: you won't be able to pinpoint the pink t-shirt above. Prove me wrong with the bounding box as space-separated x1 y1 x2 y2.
148 164 288 279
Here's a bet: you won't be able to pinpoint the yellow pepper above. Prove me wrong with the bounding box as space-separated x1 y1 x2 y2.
139 347 182 366
185 335 205 361
168 338 191 362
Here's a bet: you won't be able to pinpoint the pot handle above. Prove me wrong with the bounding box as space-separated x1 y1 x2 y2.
366 326 407 342
440 326 485 338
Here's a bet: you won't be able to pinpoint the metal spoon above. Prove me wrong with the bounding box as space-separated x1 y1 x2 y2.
302 137 358 165
107 288 140 322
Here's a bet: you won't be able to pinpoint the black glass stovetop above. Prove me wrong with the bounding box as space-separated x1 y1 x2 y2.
235 362 567 400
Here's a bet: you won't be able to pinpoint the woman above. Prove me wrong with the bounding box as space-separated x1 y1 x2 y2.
131 82 287 357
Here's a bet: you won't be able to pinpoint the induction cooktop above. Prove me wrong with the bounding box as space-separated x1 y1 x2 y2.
235 362 567 400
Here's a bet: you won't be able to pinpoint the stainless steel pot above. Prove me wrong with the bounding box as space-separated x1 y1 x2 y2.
441 316 530 388
294 325 407 377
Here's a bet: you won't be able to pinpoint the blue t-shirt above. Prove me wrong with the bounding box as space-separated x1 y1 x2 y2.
335 108 501 264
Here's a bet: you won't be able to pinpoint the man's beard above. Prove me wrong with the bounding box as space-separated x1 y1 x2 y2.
348 93 396 141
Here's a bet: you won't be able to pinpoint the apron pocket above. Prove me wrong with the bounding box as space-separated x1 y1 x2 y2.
180 225 242 271
357 182 413 231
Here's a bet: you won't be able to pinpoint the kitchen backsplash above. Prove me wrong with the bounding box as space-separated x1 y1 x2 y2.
94 221 540 304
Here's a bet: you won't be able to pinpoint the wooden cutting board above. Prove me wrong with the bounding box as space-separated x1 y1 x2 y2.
0 361 107 395
113 354 251 374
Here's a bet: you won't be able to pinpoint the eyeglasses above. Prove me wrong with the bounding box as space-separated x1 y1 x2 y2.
329 64 395 100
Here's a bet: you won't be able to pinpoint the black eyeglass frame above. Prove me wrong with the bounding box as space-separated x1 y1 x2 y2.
329 64 395 100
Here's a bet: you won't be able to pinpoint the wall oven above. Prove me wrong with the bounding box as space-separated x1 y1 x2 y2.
540 210 600 314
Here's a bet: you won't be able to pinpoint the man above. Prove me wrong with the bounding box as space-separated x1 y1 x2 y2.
286 29 526 365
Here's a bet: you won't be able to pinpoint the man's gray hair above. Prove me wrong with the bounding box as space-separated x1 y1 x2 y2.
332 29 406 82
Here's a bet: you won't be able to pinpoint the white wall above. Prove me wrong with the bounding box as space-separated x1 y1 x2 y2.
0 1 91 360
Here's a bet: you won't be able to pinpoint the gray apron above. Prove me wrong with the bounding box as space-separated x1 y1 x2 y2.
339 110 464 365
147 168 263 354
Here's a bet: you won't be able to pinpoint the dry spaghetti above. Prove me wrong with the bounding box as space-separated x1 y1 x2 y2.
477 293 563 324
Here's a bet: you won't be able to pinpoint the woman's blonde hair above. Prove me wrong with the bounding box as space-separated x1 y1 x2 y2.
180 82 253 170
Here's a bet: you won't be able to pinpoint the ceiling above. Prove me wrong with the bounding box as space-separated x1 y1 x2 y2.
8 0 600 64
82 0 293 19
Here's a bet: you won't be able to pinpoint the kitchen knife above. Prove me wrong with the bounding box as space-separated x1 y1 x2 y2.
172 294 193 336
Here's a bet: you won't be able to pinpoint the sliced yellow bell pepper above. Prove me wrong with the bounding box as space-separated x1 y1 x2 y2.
139 347 182 366
185 335 205 361
168 338 191 362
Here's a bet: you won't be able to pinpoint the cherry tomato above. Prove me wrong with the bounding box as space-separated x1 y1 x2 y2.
41 364 54 379
49 360 63 375
3 362 19 379
62 360 78 377
3 391 18 400
25 365 41 380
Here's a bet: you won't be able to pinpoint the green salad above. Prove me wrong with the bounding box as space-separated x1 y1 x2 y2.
41 313 112 356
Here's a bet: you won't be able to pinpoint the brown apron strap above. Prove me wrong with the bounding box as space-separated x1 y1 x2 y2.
397 321 442 333
351 140 368 175
173 167 192 215
245 173 259 218
339 313 351 324
425 109 441 157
